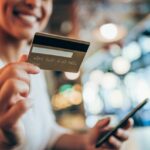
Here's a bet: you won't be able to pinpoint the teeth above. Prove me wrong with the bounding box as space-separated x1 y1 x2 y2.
19 14 37 24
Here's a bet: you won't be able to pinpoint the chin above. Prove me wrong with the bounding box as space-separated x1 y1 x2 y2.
13 28 39 41
20 31 35 40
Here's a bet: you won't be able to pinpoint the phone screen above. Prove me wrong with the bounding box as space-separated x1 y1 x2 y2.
96 98 149 148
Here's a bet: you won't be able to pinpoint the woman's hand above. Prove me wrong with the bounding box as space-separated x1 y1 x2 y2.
83 118 134 150
0 56 40 149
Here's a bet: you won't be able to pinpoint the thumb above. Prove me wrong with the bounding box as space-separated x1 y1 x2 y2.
18 55 28 62
90 118 110 144
95 118 110 129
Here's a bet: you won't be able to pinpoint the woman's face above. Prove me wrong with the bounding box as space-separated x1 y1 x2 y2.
0 0 52 40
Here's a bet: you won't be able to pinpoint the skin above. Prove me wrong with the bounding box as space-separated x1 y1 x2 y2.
0 0 134 149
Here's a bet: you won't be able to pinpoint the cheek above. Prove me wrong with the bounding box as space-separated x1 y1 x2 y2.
0 2 7 26
0 5 15 34
0 7 11 35
39 5 52 30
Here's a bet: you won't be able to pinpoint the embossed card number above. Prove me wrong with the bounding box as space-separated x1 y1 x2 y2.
28 32 90 72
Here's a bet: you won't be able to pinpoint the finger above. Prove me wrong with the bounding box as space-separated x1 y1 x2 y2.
108 136 121 149
0 79 30 111
4 69 30 85
99 143 116 150
97 126 113 142
115 128 129 141
90 118 110 144
0 63 40 88
101 126 113 133
0 99 32 128
18 55 28 62
122 118 134 130
7 62 40 75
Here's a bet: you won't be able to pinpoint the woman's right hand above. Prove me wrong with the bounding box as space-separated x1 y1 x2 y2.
0 58 40 149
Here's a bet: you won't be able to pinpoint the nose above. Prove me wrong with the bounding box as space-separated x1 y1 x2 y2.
25 0 42 8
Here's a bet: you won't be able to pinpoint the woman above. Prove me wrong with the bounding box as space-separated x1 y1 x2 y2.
0 0 133 150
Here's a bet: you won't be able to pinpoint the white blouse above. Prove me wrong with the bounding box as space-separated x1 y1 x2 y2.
0 60 69 150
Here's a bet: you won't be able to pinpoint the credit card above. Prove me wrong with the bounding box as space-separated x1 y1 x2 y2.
28 32 90 72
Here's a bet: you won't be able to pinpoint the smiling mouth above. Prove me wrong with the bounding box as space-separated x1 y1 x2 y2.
13 7 41 26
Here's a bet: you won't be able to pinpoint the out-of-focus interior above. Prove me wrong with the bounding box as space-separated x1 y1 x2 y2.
45 0 150 149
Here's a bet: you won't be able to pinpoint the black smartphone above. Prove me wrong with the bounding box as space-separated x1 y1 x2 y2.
96 98 149 148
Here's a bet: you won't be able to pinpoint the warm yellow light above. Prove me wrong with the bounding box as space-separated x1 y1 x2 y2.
59 114 85 130
52 86 83 110
66 90 82 105
52 94 71 110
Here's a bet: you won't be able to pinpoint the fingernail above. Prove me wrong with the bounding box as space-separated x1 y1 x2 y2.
34 65 41 72
101 117 110 123
117 128 123 135
19 55 28 62
117 128 129 137
98 117 110 126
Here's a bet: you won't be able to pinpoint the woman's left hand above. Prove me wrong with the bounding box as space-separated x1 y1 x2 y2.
83 117 134 150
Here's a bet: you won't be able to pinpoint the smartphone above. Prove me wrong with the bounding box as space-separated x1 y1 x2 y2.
95 98 149 148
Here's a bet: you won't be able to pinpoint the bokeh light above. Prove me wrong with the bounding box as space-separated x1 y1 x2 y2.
64 71 80 80
108 89 124 109
89 70 104 85
139 36 150 53
99 23 118 40
112 56 131 75
101 73 119 89
135 79 150 102
122 41 142 61
86 115 100 128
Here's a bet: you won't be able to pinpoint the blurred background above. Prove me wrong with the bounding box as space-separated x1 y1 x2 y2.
45 0 150 149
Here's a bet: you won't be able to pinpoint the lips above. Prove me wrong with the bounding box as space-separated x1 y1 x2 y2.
18 14 37 24
12 6 42 26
